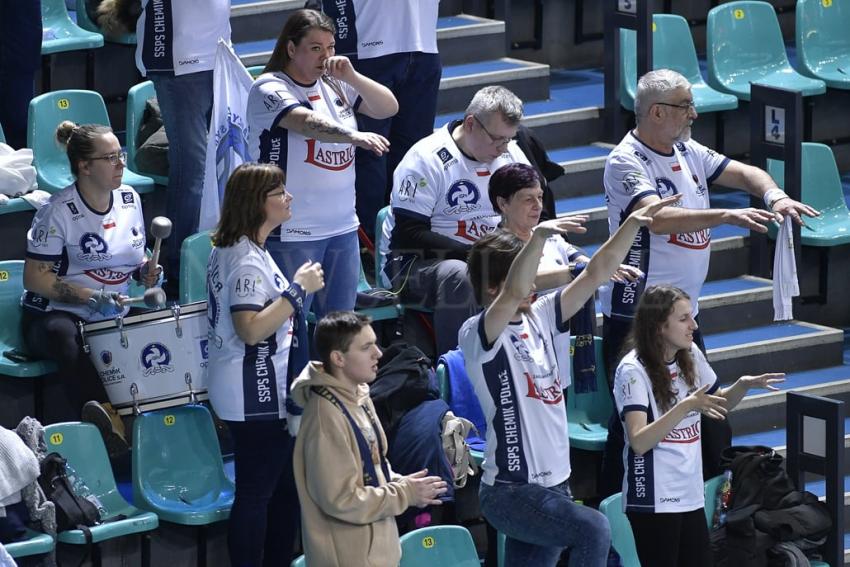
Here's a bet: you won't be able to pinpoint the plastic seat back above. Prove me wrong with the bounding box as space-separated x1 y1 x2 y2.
399 525 480 567
179 231 214 304
41 0 103 53
436 363 449 401
132 405 233 511
797 0 850 86
566 337 612 426
0 121 5 144
707 1 792 95
0 261 28 354
28 90 110 193
74 0 136 44
43 422 134 519
374 206 391 284
767 143 847 213
599 492 641 567
289 556 305 567
126 81 157 173
5 529 54 559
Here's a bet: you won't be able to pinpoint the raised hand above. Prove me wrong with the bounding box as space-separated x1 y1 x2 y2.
685 383 728 420
533 215 589 239
772 198 820 226
609 264 644 284
741 372 785 392
293 261 325 294
351 131 390 156
723 207 775 233
323 56 356 82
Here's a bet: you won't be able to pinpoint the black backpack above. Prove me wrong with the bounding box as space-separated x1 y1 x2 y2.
38 452 101 532
369 343 438 437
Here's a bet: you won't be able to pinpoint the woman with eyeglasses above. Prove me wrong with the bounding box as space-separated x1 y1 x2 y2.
21 121 160 454
206 163 324 565
247 9 398 324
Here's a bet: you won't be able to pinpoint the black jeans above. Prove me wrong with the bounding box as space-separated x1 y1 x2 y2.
21 308 109 414
225 419 300 567
627 508 713 567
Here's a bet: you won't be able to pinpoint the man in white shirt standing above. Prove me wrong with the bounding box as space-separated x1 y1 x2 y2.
598 69 819 498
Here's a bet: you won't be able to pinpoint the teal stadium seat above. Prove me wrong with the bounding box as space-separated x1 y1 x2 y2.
127 81 169 186
74 0 136 44
0 121 5 144
0 261 58 378
247 65 265 79
399 525 480 567
599 492 641 567
28 90 155 194
566 336 613 451
132 404 235 526
43 422 158 559
796 0 850 90
5 529 54 559
179 231 214 305
41 0 103 56
706 1 826 101
290 555 305 567
619 14 738 113
765 143 850 246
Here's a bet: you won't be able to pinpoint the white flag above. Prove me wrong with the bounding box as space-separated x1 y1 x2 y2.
199 39 254 232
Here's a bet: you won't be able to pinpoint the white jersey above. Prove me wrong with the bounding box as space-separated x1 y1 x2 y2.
136 0 231 76
459 291 572 487
23 185 147 321
247 72 361 241
323 0 439 59
206 236 293 422
614 346 718 513
599 133 729 319
381 121 530 267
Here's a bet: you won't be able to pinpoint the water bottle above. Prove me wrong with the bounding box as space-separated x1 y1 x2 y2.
712 469 733 528
65 462 107 519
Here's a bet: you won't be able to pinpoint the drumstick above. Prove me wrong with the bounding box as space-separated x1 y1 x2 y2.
121 287 167 309
149 216 173 271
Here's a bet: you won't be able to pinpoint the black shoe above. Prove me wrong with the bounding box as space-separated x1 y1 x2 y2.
82 401 129 459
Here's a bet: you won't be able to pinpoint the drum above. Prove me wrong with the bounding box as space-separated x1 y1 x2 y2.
80 302 209 416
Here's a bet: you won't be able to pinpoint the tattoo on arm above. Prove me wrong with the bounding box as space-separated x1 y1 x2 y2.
302 113 353 141
51 279 84 304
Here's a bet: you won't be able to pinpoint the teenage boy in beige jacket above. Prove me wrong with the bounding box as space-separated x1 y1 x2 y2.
291 311 448 567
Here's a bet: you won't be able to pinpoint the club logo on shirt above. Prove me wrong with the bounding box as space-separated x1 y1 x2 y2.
668 229 711 249
235 274 262 298
621 171 645 195
100 351 112 366
509 333 533 362
663 419 701 444
273 273 284 291
454 218 498 242
121 192 134 205
66 201 81 219
655 177 679 199
199 338 209 369
692 174 707 197
304 139 355 171
141 342 173 376
31 224 54 248
130 226 145 248
78 233 111 261
262 92 287 112
444 179 480 215
633 149 650 164
675 142 689 155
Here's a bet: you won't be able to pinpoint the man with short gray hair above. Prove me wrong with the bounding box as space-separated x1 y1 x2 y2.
598 68 818 498
380 85 530 356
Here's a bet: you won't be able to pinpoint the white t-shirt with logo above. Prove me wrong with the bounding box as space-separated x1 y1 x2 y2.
247 72 362 241
599 132 729 319
614 345 719 513
206 236 293 422
136 0 231 76
381 121 530 267
23 185 147 321
323 0 439 59
459 291 571 487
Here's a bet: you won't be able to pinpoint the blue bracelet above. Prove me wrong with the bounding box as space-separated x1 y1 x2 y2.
570 261 587 278
281 282 306 312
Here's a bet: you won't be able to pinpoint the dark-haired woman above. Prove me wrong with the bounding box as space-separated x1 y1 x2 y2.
614 285 783 567
246 8 397 322
22 121 158 452
207 163 324 566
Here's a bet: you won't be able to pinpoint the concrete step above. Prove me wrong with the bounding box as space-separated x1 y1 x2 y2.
233 13 506 67
704 321 845 384
437 58 550 114
732 418 850 460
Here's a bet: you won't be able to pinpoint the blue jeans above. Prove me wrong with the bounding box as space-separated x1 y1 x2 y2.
266 230 359 321
225 419 299 567
149 71 214 283
479 481 611 567
352 52 442 236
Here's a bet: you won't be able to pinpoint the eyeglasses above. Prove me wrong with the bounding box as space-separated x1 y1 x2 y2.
472 115 515 146
655 101 696 112
89 151 127 166
266 190 288 199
